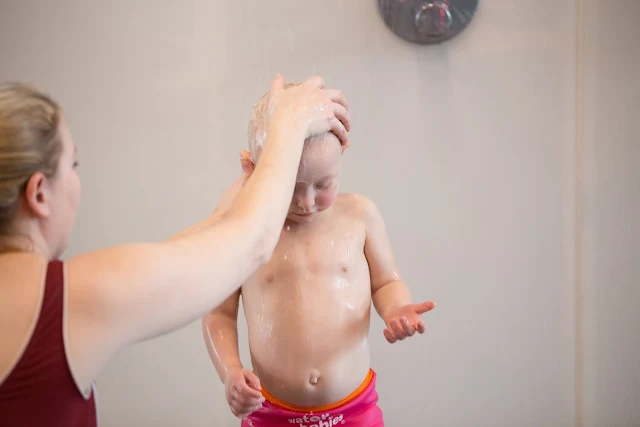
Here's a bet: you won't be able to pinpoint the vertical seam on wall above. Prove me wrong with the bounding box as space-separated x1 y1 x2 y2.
574 0 585 426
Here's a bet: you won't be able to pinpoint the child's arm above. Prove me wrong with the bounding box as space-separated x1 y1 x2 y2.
362 196 412 319
361 195 436 342
202 290 244 382
202 290 264 417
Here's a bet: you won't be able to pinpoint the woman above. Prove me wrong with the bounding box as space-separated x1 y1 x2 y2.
0 74 351 426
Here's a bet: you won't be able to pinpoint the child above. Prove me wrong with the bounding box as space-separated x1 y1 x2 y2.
202 84 436 427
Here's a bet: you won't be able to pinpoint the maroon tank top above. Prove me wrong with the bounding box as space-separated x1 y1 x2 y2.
0 260 98 427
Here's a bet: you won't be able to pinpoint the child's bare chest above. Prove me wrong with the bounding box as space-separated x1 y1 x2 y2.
242 215 372 329
244 214 369 296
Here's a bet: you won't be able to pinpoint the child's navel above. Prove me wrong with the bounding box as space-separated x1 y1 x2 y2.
309 369 320 385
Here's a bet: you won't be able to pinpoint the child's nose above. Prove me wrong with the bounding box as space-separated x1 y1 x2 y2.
297 192 315 210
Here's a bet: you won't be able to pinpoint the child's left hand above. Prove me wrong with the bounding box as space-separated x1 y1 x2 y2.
383 301 436 343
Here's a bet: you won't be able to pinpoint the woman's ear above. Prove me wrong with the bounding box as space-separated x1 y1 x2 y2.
23 172 51 218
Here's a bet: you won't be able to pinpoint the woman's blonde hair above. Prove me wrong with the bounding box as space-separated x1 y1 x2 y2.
0 82 63 238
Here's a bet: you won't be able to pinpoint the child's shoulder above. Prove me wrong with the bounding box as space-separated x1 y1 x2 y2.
336 192 374 205
335 193 382 218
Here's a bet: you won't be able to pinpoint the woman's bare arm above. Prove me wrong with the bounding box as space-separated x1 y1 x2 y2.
63 75 351 391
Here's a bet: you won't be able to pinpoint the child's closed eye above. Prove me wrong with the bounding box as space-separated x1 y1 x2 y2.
315 181 331 189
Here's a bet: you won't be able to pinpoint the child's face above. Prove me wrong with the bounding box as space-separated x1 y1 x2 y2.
287 133 342 224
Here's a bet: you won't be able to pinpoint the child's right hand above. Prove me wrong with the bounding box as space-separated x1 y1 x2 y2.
224 367 265 419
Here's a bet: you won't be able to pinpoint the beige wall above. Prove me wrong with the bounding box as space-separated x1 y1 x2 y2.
582 1 640 427
0 1 636 426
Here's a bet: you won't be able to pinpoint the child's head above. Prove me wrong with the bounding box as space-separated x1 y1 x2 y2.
247 83 345 224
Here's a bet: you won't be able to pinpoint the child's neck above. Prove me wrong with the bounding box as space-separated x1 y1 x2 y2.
283 217 320 232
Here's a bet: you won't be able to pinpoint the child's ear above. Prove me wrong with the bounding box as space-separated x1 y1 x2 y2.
239 150 255 177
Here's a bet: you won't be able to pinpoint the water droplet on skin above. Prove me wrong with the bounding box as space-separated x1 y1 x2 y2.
332 277 350 290
286 225 291 231
284 254 288 260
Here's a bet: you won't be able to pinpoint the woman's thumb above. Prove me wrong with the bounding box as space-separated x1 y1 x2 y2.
270 74 285 92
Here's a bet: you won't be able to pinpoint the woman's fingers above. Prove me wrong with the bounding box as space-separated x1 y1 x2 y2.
324 89 349 111
332 102 351 133
329 116 349 148
303 75 326 89
270 74 285 92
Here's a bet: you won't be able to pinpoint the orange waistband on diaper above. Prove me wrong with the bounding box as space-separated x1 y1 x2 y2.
261 369 373 413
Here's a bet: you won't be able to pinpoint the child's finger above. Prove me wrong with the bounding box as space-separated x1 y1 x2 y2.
399 317 414 337
245 371 262 391
390 319 406 340
240 382 263 400
383 328 397 343
414 301 436 314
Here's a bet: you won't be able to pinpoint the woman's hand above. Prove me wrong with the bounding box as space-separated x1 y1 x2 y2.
265 74 351 148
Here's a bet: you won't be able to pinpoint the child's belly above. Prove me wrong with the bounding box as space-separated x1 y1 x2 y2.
243 273 373 407
250 339 371 408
